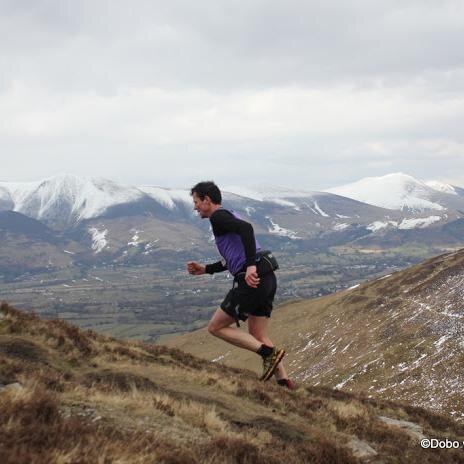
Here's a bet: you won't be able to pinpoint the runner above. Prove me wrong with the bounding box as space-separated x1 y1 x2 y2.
187 181 294 388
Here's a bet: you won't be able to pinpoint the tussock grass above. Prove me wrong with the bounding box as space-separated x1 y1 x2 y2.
330 400 370 421
2 302 464 463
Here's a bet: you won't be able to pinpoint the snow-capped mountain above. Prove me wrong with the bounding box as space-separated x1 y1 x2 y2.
0 174 195 227
326 172 464 212
0 172 463 264
0 174 142 225
2 172 462 229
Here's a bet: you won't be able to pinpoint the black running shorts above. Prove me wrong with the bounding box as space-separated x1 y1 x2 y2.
220 272 277 322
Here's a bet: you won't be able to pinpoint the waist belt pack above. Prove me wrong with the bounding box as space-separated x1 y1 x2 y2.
255 250 279 276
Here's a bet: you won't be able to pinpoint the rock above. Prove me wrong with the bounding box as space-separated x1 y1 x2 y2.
378 416 426 441
347 438 378 460
0 382 23 393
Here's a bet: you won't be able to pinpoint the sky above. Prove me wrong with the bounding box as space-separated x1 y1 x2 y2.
1 0 464 190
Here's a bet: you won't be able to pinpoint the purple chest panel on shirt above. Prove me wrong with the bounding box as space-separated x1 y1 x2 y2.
214 210 261 275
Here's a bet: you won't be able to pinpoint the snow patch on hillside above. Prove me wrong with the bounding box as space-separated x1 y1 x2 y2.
128 230 140 246
245 206 255 216
266 217 301 239
367 221 398 232
89 227 108 253
398 216 441 229
314 201 329 217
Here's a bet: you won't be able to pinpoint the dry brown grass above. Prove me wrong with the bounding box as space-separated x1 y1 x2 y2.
2 302 464 463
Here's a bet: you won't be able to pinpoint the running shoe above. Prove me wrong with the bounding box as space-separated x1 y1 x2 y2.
260 347 285 381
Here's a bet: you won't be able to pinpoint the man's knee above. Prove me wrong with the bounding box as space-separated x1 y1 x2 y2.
250 330 265 342
208 321 220 336
208 319 228 336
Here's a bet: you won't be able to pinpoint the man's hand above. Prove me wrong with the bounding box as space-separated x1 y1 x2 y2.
187 261 206 275
245 265 260 288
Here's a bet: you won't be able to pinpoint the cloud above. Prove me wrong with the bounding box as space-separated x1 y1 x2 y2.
1 0 463 189
2 1 464 92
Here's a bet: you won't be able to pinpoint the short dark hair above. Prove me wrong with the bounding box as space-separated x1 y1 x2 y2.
190 181 222 204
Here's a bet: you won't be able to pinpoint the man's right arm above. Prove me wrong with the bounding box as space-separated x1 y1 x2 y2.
205 260 227 274
187 260 227 275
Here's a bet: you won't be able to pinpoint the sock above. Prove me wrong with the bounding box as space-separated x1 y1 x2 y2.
277 379 292 388
257 344 274 357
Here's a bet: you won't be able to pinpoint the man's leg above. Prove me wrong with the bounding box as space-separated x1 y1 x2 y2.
247 315 289 380
208 308 262 352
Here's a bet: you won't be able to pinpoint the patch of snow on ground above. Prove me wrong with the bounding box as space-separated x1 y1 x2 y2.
398 216 441 229
314 201 329 217
367 221 398 232
336 373 357 389
434 335 451 348
296 339 318 354
89 228 108 253
341 341 354 353
333 223 349 231
271 198 297 208
266 217 301 239
128 230 140 246
143 239 159 254
212 351 231 362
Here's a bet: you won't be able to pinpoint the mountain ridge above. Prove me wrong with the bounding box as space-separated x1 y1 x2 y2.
1 172 463 229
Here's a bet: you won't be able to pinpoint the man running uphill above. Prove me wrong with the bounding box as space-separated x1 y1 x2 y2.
187 181 293 388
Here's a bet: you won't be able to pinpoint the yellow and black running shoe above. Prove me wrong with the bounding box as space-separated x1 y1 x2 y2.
260 347 285 381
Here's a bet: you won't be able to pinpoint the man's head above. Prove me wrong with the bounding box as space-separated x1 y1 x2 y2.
190 181 222 218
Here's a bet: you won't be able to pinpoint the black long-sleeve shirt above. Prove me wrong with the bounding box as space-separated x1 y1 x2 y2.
205 208 260 275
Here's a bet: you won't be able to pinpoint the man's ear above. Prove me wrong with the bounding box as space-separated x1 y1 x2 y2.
204 195 212 205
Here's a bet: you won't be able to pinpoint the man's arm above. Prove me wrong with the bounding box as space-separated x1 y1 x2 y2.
187 260 227 275
205 260 227 274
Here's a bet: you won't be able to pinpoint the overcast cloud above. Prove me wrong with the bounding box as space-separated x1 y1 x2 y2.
1 0 464 189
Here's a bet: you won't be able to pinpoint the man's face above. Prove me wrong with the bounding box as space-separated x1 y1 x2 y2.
192 192 212 218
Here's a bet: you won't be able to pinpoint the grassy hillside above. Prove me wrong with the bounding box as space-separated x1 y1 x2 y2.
167 248 464 423
1 303 464 463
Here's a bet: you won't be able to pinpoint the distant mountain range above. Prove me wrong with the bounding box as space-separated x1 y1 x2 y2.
1 172 464 277
1 172 463 228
